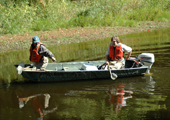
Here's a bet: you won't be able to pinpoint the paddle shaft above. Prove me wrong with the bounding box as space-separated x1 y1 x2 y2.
108 62 116 80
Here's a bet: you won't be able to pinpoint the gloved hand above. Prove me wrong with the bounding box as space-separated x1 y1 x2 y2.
51 57 56 62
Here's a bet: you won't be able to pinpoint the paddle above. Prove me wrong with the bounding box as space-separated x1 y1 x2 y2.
108 62 118 80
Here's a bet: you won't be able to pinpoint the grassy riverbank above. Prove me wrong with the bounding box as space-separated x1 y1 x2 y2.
0 0 170 52
1 0 170 34
1 22 170 52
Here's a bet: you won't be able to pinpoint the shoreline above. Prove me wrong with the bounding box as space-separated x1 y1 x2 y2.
0 21 170 52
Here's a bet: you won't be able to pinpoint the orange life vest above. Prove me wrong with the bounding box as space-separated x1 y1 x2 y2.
109 44 123 61
30 42 43 63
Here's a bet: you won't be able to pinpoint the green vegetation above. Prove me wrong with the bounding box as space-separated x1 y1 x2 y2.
0 0 170 34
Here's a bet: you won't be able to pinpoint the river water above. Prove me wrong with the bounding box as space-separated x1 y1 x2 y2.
0 28 170 120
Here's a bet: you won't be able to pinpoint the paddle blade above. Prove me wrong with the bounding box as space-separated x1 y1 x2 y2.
111 73 118 80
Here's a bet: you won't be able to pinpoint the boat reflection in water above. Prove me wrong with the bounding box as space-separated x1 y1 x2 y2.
18 93 57 120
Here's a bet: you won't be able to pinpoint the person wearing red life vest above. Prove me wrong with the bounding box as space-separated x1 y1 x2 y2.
105 36 132 69
30 36 56 70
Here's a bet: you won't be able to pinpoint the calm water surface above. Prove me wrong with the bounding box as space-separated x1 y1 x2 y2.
0 28 170 120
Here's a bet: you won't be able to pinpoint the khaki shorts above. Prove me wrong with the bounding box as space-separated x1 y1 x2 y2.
32 56 49 70
101 61 125 70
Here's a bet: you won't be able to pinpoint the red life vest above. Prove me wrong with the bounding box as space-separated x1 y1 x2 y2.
109 44 123 61
30 42 43 63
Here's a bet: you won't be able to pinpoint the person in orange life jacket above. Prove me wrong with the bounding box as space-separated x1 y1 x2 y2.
105 36 132 69
30 36 56 70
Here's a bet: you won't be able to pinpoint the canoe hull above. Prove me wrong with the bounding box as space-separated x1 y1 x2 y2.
21 67 148 82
